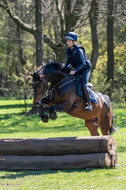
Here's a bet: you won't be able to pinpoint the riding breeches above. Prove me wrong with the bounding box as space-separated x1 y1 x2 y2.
81 67 91 89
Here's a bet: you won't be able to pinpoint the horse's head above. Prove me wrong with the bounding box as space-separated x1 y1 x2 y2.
32 62 68 106
32 69 48 106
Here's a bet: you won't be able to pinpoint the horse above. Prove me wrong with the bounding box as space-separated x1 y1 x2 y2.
32 62 116 136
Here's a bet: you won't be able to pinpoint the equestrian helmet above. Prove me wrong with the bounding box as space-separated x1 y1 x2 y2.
65 32 77 41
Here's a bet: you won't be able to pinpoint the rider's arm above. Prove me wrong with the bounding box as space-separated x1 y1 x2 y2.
74 48 87 72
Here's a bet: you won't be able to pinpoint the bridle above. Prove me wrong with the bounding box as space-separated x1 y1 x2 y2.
32 76 48 104
48 74 75 100
33 70 76 105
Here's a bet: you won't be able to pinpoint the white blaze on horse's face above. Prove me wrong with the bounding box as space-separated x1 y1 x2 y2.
32 73 47 106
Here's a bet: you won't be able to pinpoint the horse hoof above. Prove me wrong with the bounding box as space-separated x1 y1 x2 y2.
41 115 49 123
49 112 57 120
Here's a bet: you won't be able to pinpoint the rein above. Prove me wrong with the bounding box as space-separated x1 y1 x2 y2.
48 74 76 99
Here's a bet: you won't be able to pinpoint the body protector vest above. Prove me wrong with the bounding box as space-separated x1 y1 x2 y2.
65 44 92 74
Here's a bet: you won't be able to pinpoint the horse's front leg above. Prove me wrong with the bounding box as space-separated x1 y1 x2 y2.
49 102 71 114
41 96 57 120
41 96 52 106
38 106 49 123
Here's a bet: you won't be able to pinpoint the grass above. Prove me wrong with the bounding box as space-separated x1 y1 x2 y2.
0 99 126 190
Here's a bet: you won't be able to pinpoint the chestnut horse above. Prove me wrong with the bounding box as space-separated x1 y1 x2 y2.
32 62 116 136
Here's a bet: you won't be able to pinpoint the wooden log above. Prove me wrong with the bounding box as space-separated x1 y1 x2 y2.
0 153 117 170
0 136 116 156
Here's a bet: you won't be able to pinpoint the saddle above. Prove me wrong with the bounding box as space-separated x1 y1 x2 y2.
76 75 98 104
58 74 97 104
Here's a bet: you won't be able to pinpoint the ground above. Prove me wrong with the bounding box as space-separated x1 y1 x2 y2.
0 99 126 190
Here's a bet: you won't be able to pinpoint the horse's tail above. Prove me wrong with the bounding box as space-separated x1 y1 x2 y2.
109 115 119 134
109 118 117 134
103 95 117 135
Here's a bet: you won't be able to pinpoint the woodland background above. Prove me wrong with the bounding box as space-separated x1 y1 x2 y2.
0 0 125 102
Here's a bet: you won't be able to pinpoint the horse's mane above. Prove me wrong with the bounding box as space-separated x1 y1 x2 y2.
34 62 62 76
44 62 62 70
34 62 69 78
44 62 70 74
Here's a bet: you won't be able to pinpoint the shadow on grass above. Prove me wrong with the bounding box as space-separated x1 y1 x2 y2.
0 112 86 134
0 123 86 134
0 104 32 109
0 167 114 179
0 111 125 135
0 112 26 119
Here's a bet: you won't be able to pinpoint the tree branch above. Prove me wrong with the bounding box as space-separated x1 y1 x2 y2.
64 0 85 32
43 34 57 51
55 0 64 41
0 1 36 36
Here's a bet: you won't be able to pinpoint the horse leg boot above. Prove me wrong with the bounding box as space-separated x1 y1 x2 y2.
82 87 92 111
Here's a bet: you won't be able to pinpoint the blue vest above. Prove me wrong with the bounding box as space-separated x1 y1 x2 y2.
65 44 92 73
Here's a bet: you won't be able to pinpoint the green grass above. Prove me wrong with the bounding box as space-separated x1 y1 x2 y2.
0 99 126 190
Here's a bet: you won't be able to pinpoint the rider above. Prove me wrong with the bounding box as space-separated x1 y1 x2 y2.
65 32 92 111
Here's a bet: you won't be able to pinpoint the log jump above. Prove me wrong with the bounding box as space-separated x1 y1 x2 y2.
0 136 117 170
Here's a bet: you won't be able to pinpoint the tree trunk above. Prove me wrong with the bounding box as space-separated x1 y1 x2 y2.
16 27 26 66
89 0 99 70
35 0 43 66
107 0 114 82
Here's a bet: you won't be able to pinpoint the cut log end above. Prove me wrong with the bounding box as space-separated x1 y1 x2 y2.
98 153 111 167
111 153 117 167
107 136 117 155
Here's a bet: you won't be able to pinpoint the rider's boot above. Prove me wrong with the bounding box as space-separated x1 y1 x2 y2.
82 87 93 111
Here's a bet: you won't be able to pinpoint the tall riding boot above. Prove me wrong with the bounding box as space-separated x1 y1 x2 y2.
82 87 93 111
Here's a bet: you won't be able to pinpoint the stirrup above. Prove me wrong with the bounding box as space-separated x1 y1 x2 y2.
84 104 92 111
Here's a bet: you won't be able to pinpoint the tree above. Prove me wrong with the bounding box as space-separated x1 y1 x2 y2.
107 0 114 82
0 0 42 66
0 0 87 64
89 0 99 70
43 0 85 62
35 0 43 66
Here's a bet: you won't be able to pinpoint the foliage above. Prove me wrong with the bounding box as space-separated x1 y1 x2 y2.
91 44 126 102
90 67 110 95
0 99 126 189
13 70 33 112
0 0 125 103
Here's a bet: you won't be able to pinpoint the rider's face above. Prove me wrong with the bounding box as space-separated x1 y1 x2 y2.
66 40 75 48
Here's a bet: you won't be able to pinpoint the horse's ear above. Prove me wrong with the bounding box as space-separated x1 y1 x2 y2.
24 68 33 76
29 72 33 77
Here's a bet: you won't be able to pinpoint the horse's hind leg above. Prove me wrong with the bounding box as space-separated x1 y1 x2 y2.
85 120 99 136
99 96 113 135
99 113 112 135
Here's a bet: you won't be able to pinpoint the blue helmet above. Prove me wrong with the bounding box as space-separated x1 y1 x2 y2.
65 32 77 41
